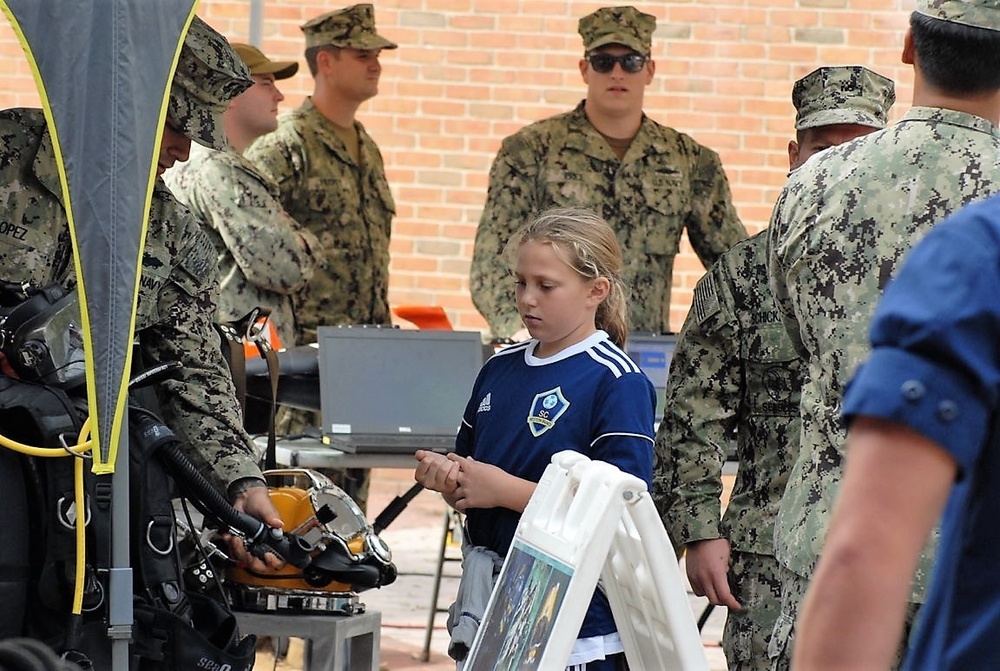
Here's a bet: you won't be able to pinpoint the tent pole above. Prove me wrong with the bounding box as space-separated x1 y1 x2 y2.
250 0 263 46
108 428 133 671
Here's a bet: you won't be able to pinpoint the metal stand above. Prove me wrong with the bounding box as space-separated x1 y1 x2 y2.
235 609 380 671
421 510 461 662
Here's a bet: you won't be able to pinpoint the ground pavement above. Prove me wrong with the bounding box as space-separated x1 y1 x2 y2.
253 467 730 671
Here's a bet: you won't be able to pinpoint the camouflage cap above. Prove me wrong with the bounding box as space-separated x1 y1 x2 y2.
301 4 398 50
915 0 1000 32
232 43 299 80
169 17 253 151
793 66 896 130
578 6 656 55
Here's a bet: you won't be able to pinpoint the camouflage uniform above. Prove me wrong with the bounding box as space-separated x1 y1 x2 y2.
244 5 398 512
244 5 397 345
0 18 260 494
0 110 260 492
469 7 746 339
165 143 322 346
654 232 800 670
767 94 1000 671
471 104 744 338
655 66 894 671
245 99 394 342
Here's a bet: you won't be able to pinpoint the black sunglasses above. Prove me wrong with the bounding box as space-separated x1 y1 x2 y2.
587 53 647 74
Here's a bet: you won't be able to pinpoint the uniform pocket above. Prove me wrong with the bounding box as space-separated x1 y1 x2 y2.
766 610 795 669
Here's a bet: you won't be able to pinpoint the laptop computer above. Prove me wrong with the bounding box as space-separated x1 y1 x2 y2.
317 326 483 454
626 332 678 419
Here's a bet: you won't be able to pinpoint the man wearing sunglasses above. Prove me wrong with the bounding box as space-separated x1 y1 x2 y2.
470 5 747 343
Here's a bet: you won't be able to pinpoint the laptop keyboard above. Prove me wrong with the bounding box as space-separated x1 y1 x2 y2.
323 433 456 454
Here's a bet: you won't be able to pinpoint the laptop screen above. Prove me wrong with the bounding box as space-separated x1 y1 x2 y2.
626 332 678 418
317 326 483 437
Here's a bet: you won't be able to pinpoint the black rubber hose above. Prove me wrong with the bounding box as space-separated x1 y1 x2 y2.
0 638 81 671
128 407 311 568
372 482 424 534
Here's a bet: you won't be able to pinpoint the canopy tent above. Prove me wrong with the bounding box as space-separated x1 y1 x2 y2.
0 1 199 666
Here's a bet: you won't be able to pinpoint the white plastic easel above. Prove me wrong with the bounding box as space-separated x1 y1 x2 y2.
464 451 708 671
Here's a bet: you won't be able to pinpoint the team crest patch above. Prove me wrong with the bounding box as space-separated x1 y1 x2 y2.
527 386 570 437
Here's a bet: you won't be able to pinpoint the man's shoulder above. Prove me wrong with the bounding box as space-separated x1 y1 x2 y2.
0 109 60 196
149 182 216 281
0 108 48 152
152 180 197 226
275 106 313 133
691 232 768 322
250 108 313 155
199 148 263 181
640 116 688 141
719 230 768 267
0 107 46 127
502 108 582 145
168 149 268 203
639 116 720 158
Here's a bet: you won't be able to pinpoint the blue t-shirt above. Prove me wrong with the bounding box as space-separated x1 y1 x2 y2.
842 195 1000 670
457 330 655 639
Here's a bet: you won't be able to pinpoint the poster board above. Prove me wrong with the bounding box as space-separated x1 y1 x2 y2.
464 451 708 671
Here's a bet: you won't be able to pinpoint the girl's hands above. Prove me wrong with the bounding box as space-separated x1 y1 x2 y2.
415 451 536 512
414 449 459 495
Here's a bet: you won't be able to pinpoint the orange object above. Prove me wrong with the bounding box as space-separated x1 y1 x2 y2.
227 485 358 593
392 305 453 330
243 317 282 358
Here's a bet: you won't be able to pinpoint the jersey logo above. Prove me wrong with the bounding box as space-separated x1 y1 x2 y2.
527 387 569 437
478 392 492 413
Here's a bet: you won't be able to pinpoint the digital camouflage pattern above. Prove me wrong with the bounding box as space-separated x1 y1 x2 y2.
169 16 252 152
792 66 895 130
164 143 323 346
766 565 921 670
724 551 782 671
654 232 801 554
653 232 800 670
916 0 1000 30
470 102 746 338
578 5 656 54
0 109 262 491
245 98 395 343
767 107 1000 599
300 4 398 50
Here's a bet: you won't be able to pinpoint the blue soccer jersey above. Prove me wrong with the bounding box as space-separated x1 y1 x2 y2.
456 330 656 639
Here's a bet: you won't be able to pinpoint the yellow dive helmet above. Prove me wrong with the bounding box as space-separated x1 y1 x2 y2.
227 469 396 614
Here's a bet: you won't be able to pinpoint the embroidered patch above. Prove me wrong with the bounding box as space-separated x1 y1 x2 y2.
527 386 569 437
692 272 720 325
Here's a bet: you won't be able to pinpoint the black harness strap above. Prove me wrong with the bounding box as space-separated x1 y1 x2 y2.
215 307 280 470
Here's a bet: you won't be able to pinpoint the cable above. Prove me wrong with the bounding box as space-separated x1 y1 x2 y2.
0 638 78 671
0 416 92 618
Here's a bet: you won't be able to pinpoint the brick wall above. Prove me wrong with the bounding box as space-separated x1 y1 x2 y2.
0 1 914 334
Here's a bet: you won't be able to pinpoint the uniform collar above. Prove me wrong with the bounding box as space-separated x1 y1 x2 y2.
298 97 365 162
901 106 1000 139
31 127 67 210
